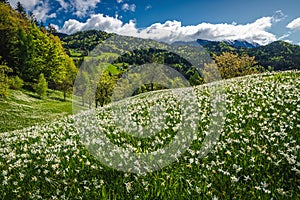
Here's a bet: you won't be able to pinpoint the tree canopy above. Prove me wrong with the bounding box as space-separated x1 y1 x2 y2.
0 2 77 99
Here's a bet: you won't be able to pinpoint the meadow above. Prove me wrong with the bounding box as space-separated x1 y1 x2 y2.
0 71 299 199
0 90 72 133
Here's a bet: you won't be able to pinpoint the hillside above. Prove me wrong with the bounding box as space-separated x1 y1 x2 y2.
193 39 300 71
0 89 72 133
0 71 299 199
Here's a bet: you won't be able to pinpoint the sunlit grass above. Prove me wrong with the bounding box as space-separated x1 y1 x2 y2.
0 90 72 133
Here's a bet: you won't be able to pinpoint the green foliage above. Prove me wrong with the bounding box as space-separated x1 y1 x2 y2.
0 3 77 99
10 75 24 90
96 71 118 107
201 40 300 72
57 56 78 101
213 52 260 79
0 63 12 98
75 70 90 106
248 41 300 71
59 30 113 57
34 73 48 99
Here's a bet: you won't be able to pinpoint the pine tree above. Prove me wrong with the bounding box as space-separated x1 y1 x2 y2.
16 2 27 18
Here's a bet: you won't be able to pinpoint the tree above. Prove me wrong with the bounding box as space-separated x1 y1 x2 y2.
16 2 27 18
28 11 38 25
34 73 48 99
47 23 57 34
75 70 89 106
95 71 118 107
0 62 12 98
10 75 23 90
57 56 78 101
213 52 259 79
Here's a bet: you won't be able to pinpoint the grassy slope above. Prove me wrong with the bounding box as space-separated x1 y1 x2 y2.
0 90 72 133
0 71 299 199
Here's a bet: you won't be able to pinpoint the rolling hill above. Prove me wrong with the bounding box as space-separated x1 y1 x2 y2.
0 71 299 199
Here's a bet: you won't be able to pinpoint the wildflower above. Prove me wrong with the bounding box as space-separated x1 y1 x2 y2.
2 170 8 176
244 175 251 181
125 181 133 193
231 176 239 183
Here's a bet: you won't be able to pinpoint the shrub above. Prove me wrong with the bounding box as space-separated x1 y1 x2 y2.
10 75 24 90
0 64 12 98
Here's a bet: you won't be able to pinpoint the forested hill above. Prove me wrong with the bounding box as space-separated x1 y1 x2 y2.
247 41 300 71
59 30 300 72
0 2 77 99
193 39 300 71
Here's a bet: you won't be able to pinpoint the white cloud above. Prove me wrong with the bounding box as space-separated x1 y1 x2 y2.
8 0 41 11
145 5 152 11
122 3 136 12
8 0 56 21
56 0 69 10
272 10 287 23
61 14 130 34
278 33 291 40
71 0 102 17
32 0 57 21
117 0 123 3
60 14 277 45
287 17 300 30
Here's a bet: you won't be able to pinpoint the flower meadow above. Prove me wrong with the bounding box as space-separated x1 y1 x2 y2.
0 71 299 199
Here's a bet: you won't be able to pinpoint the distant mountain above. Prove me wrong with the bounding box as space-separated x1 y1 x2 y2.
196 39 260 48
173 39 259 49
58 30 300 72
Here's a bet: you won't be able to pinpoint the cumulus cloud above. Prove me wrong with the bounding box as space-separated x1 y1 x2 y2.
122 3 136 12
61 14 131 34
287 17 300 30
117 0 123 3
61 14 276 45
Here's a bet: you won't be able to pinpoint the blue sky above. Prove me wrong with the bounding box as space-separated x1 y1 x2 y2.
7 0 300 45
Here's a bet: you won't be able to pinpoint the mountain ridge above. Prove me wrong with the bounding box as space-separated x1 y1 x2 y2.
57 30 300 72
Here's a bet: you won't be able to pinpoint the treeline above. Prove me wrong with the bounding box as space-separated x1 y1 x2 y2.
0 2 77 99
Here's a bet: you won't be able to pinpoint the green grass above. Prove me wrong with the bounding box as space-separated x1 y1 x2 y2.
0 71 299 199
0 89 72 133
